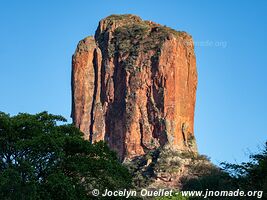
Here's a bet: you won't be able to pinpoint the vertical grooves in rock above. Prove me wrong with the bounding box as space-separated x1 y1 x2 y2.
72 15 198 160
89 49 99 143
71 55 75 122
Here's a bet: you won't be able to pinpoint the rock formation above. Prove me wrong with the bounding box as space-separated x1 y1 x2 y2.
71 14 198 160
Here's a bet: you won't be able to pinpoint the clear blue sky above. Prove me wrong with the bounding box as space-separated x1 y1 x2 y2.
0 0 266 164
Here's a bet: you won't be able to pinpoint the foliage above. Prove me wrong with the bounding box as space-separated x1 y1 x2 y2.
1 110 265 200
221 142 267 199
181 141 267 200
181 169 235 200
0 111 132 200
155 192 189 200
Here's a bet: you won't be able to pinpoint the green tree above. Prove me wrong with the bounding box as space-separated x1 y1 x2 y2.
222 141 267 199
0 111 132 200
180 142 267 200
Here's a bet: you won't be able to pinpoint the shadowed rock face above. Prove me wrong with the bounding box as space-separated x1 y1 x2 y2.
71 14 198 160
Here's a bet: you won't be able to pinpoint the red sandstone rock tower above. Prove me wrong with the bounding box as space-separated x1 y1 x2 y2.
71 15 198 160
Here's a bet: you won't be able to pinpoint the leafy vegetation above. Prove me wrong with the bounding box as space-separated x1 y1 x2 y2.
128 143 267 200
0 111 133 200
0 110 266 200
156 192 189 200
221 142 267 199
180 142 267 200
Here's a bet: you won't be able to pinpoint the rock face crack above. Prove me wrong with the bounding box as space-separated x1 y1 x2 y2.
71 14 198 160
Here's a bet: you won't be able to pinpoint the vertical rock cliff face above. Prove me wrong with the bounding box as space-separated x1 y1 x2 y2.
71 15 198 160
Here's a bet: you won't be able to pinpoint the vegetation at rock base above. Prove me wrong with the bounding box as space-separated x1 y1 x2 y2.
128 143 267 200
179 142 267 200
0 111 134 200
221 142 267 199
0 111 266 200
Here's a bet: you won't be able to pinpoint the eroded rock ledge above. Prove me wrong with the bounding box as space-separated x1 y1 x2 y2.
71 14 198 160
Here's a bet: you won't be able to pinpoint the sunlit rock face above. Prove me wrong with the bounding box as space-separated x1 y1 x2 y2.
71 14 198 160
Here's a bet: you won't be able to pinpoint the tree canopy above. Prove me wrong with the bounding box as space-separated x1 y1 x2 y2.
0 111 266 200
0 111 132 200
